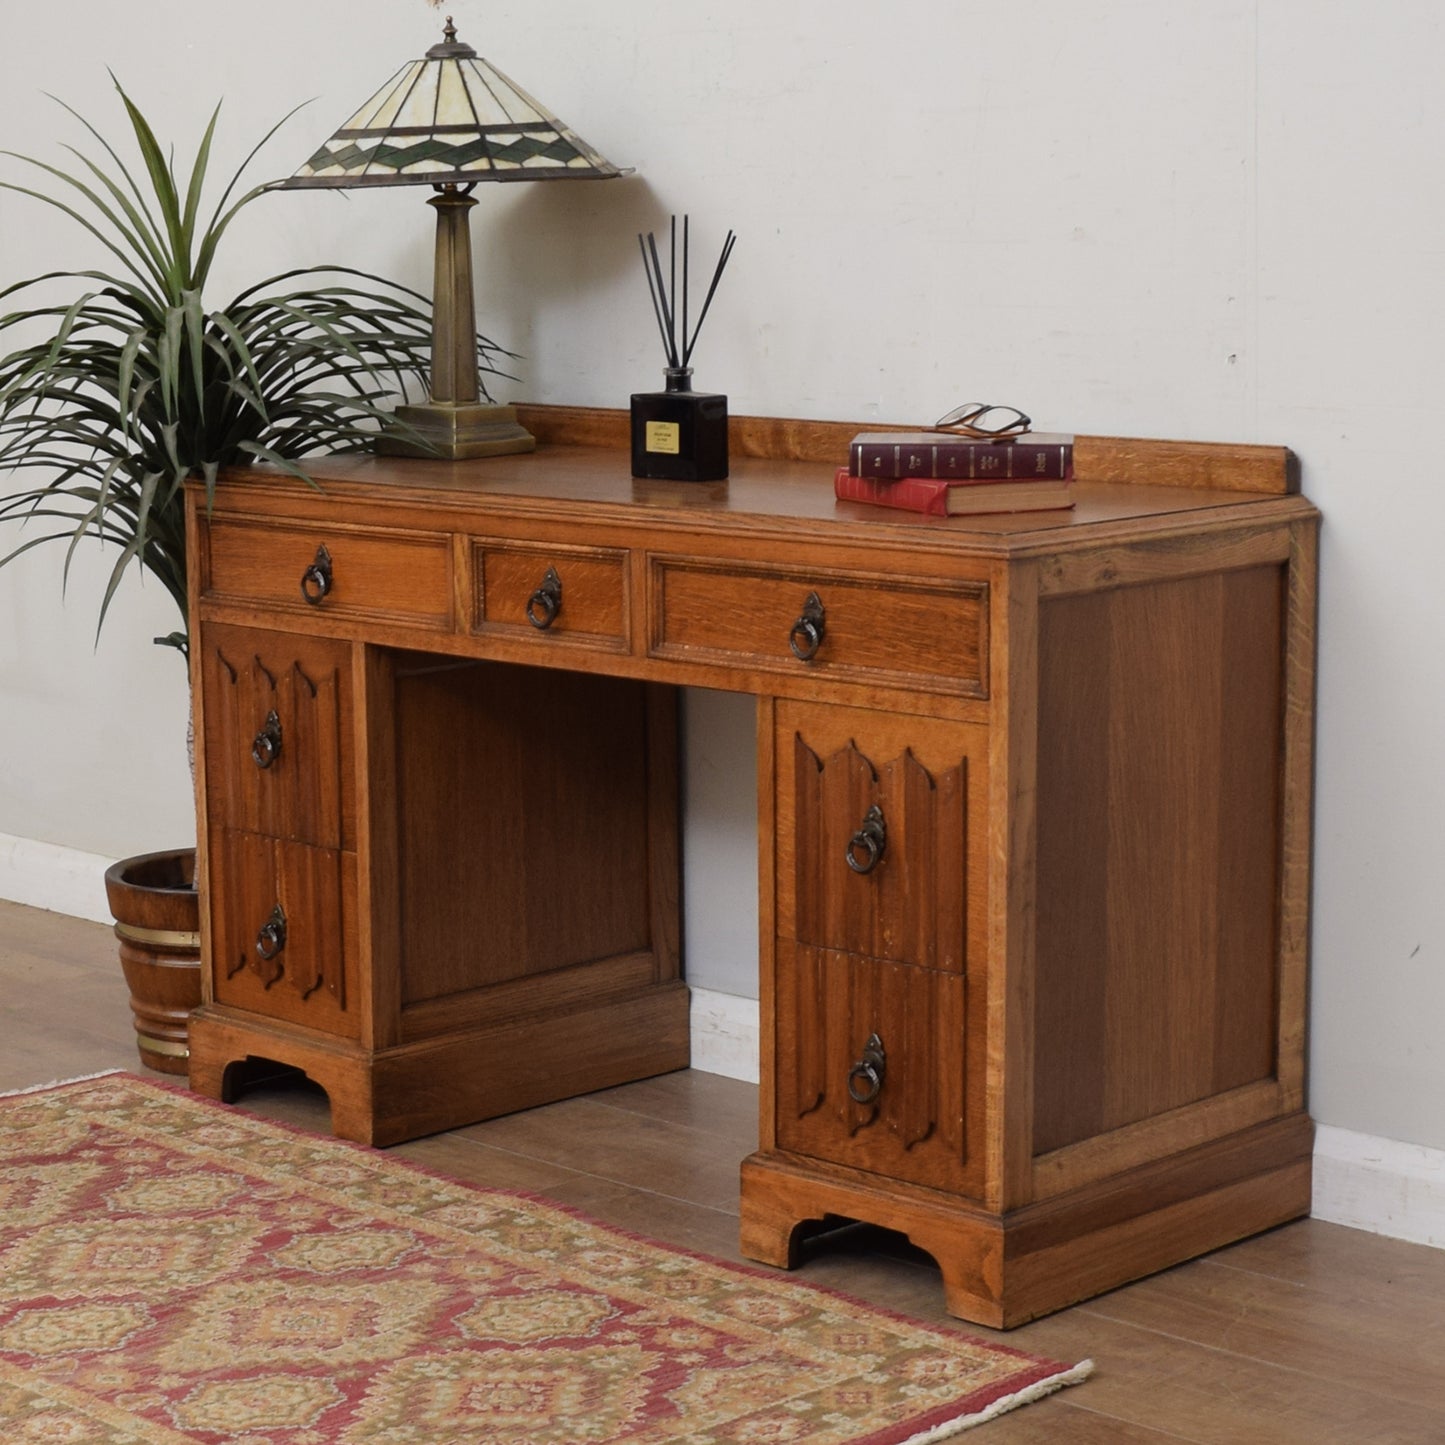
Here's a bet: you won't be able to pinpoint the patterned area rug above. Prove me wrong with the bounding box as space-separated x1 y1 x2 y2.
0 1074 1090 1443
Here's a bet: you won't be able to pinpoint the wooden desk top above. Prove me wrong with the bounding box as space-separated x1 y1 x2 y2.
208 404 1314 561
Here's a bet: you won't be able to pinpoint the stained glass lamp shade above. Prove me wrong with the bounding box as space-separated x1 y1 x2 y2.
278 18 630 458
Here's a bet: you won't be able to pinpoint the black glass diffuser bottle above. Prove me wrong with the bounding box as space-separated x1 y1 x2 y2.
631 366 728 482
631 217 735 482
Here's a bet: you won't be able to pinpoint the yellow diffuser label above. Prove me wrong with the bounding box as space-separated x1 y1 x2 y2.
646 421 682 455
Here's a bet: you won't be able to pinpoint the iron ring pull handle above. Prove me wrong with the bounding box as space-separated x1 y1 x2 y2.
300 544 333 605
789 591 826 662
848 1033 887 1105
846 804 887 875
255 905 287 961
526 566 563 629
251 710 282 770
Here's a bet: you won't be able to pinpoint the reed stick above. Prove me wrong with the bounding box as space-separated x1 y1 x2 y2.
637 215 735 370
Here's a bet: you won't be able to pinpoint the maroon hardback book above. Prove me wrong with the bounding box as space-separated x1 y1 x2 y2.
848 431 1073 481
834 467 1075 517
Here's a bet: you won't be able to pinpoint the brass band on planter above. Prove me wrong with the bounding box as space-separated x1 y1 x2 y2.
113 922 201 949
135 1033 190 1059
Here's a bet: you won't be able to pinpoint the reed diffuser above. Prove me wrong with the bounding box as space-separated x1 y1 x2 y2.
631 216 736 481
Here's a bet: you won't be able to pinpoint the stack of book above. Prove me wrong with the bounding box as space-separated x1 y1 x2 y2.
835 431 1075 516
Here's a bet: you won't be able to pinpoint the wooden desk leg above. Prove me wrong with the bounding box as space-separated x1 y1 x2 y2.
187 1007 380 1146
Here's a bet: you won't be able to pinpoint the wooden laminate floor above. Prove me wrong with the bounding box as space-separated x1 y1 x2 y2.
4 896 1445 1443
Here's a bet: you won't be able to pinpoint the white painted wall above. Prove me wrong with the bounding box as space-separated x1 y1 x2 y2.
3 2 1444 1158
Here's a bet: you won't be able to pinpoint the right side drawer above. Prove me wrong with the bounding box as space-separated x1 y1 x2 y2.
650 556 988 698
774 942 973 1195
775 700 990 972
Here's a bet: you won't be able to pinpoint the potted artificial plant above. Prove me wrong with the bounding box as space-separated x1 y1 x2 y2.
0 84 506 1072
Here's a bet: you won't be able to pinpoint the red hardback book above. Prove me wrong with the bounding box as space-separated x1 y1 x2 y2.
849 431 1074 481
834 467 1075 517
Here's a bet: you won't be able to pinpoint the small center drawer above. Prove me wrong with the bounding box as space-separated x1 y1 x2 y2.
649 555 988 697
471 540 629 651
204 517 453 629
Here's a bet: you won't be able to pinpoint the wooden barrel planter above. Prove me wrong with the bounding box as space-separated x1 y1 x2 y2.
103 848 202 1075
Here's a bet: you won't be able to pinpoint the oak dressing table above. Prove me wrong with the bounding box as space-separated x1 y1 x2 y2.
186 405 1317 1326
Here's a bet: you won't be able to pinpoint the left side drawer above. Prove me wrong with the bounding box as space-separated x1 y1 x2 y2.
204 516 453 629
199 625 353 850
208 829 358 1039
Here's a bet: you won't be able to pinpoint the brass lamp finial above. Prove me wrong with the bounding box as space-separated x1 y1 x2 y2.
427 17 475 60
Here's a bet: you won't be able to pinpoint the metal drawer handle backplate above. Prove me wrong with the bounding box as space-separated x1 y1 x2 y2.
251 710 282 769
255 905 288 961
848 1032 887 1104
527 566 563 629
789 591 826 661
300 544 333 605
846 804 887 874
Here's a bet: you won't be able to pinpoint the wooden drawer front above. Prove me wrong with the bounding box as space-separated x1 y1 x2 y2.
777 703 987 972
209 830 358 1039
205 517 452 628
473 541 628 651
651 557 987 696
200 626 353 850
776 944 972 1194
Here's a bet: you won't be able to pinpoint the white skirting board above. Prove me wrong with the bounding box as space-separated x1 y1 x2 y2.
6 832 1443 1251
688 986 761 1084
1311 1125 1445 1250
0 832 116 925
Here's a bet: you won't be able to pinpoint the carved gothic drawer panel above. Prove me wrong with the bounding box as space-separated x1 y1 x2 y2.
649 556 987 697
775 943 975 1196
775 701 989 972
200 625 353 850
471 540 629 651
209 829 358 1039
204 517 453 629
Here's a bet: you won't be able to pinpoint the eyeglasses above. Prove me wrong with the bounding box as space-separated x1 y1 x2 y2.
934 403 1031 439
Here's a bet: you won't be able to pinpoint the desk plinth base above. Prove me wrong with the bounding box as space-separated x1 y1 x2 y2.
739 1111 1314 1329
187 980 691 1147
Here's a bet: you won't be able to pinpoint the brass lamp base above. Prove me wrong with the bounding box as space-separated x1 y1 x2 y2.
378 402 537 460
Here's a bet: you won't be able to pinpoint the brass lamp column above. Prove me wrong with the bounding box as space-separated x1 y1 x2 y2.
278 17 631 460
429 189 480 404
383 185 535 458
